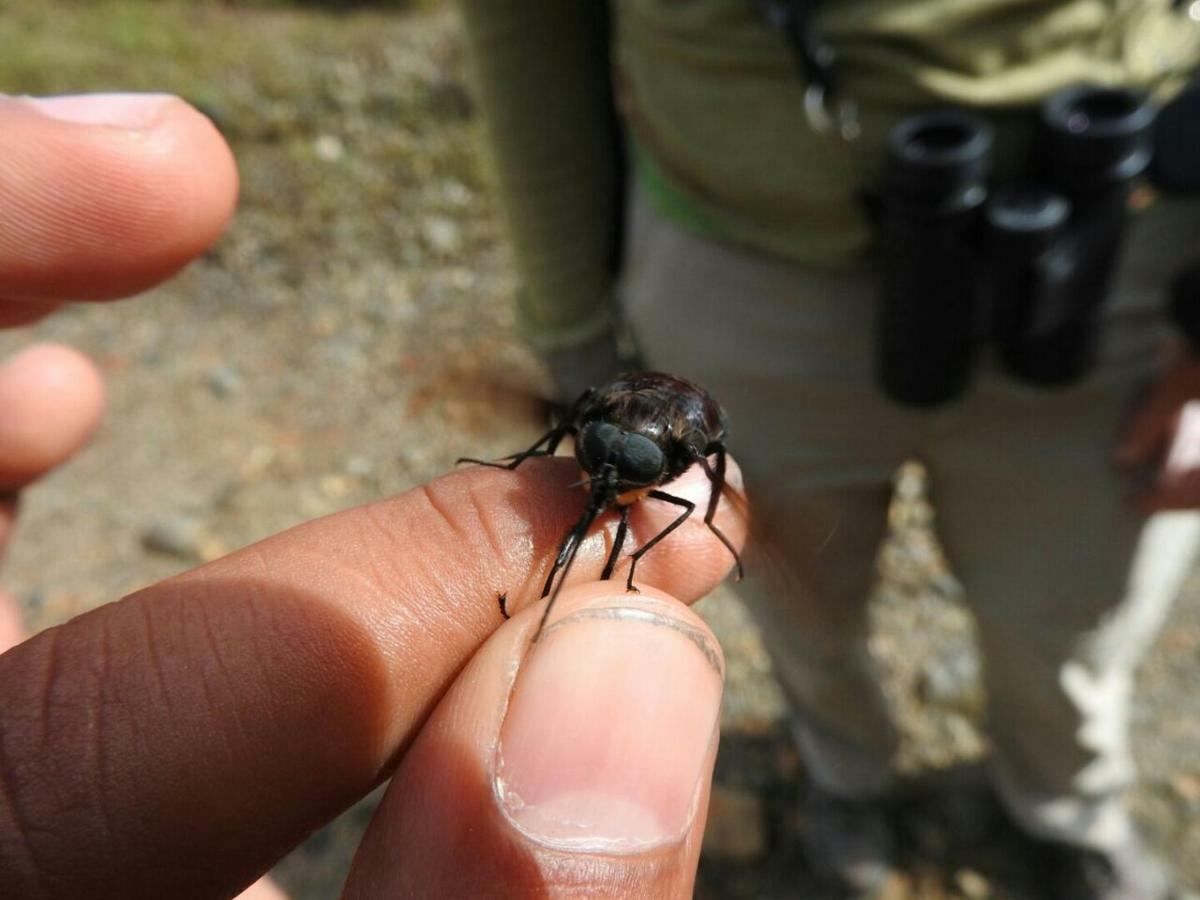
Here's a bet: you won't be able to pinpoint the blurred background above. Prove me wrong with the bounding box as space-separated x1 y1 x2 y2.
0 2 1196 897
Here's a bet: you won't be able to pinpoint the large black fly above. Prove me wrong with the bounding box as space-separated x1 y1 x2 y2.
458 371 743 641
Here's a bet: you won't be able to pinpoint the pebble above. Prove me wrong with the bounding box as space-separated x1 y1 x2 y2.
241 445 278 477
345 455 374 478
320 474 351 500
313 133 346 162
207 364 243 397
701 785 767 862
421 215 462 256
955 869 990 900
440 179 472 206
141 517 206 562
918 645 984 715
20 589 46 617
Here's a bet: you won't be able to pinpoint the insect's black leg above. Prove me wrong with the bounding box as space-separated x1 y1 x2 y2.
624 490 696 592
542 530 576 598
532 498 605 642
456 424 570 470
601 504 631 581
541 505 596 597
458 388 595 471
700 443 745 580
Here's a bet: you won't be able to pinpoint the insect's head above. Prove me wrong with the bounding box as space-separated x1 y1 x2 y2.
576 420 665 490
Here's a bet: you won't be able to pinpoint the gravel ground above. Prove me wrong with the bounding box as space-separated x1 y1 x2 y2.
1 3 1197 897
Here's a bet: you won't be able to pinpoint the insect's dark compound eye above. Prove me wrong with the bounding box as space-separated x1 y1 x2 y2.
617 433 665 486
578 421 621 473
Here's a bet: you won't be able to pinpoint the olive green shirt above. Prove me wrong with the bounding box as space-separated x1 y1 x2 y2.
458 0 1200 350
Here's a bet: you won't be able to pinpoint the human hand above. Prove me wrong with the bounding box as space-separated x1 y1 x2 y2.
1 458 744 898
1114 348 1200 513
0 92 747 898
0 90 237 645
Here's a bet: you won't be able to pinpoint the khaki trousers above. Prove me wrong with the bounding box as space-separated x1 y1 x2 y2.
620 184 1200 853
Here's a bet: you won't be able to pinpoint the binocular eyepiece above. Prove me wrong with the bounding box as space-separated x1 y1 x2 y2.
877 84 1156 407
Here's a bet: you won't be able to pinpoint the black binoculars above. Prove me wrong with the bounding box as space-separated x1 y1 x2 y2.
877 84 1157 407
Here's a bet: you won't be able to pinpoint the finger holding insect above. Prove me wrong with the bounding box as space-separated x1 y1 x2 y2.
0 458 741 899
344 582 722 899
501 455 748 620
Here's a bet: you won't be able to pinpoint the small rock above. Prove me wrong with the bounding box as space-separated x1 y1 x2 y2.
345 455 374 478
702 785 767 862
421 215 462 256
320 474 351 500
396 445 435 472
918 645 983 715
207 364 243 397
440 179 472 206
21 589 45 616
950 873 988 900
941 712 985 759
954 868 991 900
197 535 227 563
313 133 345 162
241 445 278 477
141 517 206 562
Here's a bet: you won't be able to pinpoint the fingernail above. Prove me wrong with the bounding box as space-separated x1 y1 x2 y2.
495 601 722 852
18 93 175 129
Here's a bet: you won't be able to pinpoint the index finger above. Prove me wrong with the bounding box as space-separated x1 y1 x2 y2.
0 457 745 899
0 93 238 306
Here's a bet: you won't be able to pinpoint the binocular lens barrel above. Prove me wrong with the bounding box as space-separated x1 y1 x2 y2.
1039 85 1155 202
986 184 1073 377
877 85 1156 405
878 111 992 407
885 111 993 203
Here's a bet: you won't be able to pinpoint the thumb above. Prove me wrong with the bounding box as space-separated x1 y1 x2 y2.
344 583 723 898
